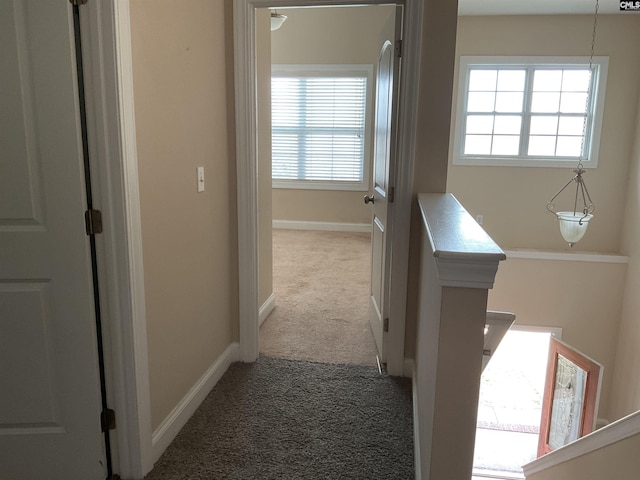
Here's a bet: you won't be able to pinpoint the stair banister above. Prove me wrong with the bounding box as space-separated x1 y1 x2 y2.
413 193 506 480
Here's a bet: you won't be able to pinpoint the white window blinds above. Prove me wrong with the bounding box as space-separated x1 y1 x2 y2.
272 66 370 189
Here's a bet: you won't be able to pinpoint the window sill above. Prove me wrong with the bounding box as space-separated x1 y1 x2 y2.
452 157 598 168
272 180 369 192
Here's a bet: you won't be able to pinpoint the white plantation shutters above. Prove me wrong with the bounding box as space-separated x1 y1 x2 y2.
272 65 371 190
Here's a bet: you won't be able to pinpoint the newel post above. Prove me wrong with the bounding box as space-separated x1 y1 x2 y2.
413 193 506 480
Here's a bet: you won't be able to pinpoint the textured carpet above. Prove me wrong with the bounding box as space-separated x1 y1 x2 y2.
260 230 378 366
145 356 414 479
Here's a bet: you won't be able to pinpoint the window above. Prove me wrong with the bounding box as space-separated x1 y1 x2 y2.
453 56 609 167
271 64 372 190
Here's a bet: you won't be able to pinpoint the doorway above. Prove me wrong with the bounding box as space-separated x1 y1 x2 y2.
255 5 395 367
234 0 423 376
473 326 562 479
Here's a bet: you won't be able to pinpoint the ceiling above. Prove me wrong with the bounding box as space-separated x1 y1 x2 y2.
459 0 623 16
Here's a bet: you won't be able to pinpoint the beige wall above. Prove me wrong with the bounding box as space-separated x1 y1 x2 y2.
488 257 627 420
610 89 640 419
526 432 640 480
257 10 273 306
404 0 459 359
447 15 640 252
130 0 237 430
269 6 396 225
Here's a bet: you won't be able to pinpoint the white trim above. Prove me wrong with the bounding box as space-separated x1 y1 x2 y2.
452 56 609 169
418 194 506 289
510 324 563 340
234 0 423 376
82 2 153 477
272 180 369 191
385 0 422 376
259 293 276 327
151 343 240 463
403 358 414 379
272 220 371 233
234 0 260 362
434 257 502 289
412 362 422 480
505 249 629 264
523 410 640 476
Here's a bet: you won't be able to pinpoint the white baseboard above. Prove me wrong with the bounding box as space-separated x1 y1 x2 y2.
272 220 371 233
259 293 276 327
151 342 240 463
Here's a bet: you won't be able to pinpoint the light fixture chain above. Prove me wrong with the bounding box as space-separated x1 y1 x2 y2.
589 0 599 70
547 0 598 246
579 0 599 166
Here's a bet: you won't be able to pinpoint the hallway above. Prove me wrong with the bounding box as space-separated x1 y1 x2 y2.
145 357 414 479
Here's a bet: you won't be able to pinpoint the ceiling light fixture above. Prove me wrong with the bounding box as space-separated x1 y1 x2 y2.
270 10 287 31
546 0 599 247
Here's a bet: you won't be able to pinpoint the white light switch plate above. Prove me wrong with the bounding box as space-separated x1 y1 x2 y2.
197 166 205 192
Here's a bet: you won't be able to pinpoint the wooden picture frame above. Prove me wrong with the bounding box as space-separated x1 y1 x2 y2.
537 337 602 457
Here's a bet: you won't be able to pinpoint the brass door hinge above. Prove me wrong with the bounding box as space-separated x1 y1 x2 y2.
69 0 88 5
388 187 395 203
85 209 103 235
383 318 390 332
101 408 116 432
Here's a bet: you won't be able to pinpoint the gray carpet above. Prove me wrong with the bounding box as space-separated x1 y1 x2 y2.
145 356 414 479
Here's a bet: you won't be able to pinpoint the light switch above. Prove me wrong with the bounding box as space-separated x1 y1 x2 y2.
197 167 205 192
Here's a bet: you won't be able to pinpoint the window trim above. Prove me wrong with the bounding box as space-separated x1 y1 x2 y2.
452 56 609 168
271 64 373 191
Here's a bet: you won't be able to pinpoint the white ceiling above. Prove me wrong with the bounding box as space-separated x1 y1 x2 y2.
459 0 624 16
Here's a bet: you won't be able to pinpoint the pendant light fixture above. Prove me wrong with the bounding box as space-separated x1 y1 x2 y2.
270 10 287 31
546 0 599 247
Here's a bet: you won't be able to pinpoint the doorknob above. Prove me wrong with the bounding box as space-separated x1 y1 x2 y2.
364 194 375 205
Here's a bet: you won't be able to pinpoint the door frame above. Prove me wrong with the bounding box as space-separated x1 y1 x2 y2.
234 0 424 376
73 0 425 477
79 2 153 478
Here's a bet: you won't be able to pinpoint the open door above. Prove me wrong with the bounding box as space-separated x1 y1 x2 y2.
0 2 106 478
365 7 403 364
537 337 603 457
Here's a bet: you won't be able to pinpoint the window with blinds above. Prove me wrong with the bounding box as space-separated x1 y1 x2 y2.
271 65 372 190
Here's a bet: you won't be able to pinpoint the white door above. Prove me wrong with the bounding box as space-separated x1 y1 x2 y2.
366 17 402 363
0 1 106 478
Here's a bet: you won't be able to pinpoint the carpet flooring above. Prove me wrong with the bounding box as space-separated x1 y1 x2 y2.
260 230 379 366
145 356 414 480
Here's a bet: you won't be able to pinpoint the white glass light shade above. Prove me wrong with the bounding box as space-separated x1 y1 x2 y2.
270 13 287 31
557 212 593 246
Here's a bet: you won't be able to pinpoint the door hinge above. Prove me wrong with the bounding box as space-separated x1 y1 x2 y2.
85 209 103 235
69 0 88 5
388 187 395 203
383 318 390 332
395 40 403 58
101 408 116 432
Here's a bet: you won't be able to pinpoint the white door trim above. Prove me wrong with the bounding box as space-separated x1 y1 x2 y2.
233 0 423 375
81 2 153 478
